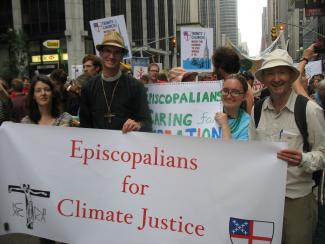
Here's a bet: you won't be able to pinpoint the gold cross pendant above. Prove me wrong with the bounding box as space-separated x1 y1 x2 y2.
104 112 115 123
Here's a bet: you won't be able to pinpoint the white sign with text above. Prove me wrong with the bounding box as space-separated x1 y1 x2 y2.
146 81 223 138
0 123 286 244
90 15 132 59
181 27 213 72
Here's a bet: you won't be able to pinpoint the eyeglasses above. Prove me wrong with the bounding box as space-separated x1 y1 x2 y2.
221 88 245 97
100 48 123 56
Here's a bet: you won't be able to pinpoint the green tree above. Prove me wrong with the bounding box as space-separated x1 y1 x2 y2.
0 28 29 79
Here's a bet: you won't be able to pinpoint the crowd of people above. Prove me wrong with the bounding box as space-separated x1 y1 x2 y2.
0 30 324 244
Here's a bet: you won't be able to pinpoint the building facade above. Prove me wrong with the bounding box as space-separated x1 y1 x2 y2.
0 0 176 78
198 0 221 49
263 0 325 62
176 0 200 25
219 0 238 46
261 7 269 51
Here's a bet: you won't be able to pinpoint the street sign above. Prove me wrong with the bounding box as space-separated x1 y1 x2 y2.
43 40 60 49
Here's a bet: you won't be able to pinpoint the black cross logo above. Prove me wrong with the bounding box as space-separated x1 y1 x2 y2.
8 184 50 229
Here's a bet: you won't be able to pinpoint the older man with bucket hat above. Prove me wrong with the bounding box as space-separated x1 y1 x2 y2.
79 31 152 132
249 49 325 244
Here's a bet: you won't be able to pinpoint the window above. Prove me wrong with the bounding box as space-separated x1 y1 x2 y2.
0 0 13 35
21 0 65 39
131 0 143 47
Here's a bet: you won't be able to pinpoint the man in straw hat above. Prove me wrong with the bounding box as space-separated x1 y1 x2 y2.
250 48 325 244
79 31 152 132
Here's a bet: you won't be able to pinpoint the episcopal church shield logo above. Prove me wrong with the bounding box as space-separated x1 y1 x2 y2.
229 217 274 244
93 22 102 32
183 31 191 41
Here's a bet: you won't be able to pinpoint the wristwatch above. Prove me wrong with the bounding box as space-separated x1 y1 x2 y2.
299 57 309 64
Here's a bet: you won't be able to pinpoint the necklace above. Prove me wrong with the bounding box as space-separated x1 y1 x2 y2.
101 78 120 124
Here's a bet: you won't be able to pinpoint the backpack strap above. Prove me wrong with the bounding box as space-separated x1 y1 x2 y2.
294 95 323 187
254 94 322 187
255 95 309 146
294 95 310 152
254 97 267 128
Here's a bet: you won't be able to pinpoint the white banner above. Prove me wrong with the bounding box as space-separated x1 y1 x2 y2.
181 27 213 72
90 15 132 59
146 81 223 138
0 123 287 244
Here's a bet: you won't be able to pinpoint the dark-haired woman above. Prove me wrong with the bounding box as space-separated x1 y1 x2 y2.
214 74 250 140
21 75 70 244
21 75 73 126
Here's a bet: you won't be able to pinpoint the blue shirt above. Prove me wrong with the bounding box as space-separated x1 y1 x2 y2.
228 109 250 140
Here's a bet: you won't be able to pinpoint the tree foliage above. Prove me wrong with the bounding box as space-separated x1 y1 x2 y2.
0 29 29 80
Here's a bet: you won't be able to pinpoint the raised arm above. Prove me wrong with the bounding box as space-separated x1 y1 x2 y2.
292 44 318 98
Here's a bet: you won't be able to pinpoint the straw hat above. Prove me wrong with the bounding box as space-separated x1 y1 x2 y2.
255 49 300 82
96 31 128 54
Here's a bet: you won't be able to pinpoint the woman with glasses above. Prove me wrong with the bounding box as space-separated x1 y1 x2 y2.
214 74 250 140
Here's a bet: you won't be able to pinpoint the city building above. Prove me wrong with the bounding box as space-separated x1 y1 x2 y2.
263 0 324 62
261 7 269 51
176 0 200 25
220 0 238 46
0 0 176 78
198 0 221 49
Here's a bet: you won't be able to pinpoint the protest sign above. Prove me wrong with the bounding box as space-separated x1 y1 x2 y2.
181 27 213 72
90 15 132 59
0 122 286 243
134 66 148 79
294 60 323 79
304 60 322 79
132 57 150 79
146 81 223 138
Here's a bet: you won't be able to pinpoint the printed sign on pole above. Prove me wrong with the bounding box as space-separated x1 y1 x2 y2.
134 66 148 79
181 27 213 72
90 15 132 59
131 57 150 79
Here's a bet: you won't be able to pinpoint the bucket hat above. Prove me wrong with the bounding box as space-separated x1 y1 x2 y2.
96 31 128 54
255 49 300 82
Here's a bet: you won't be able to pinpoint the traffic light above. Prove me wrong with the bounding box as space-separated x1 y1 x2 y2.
171 36 176 47
278 24 285 31
271 27 277 41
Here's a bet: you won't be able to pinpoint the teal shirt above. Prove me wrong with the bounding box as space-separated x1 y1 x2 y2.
227 109 250 141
